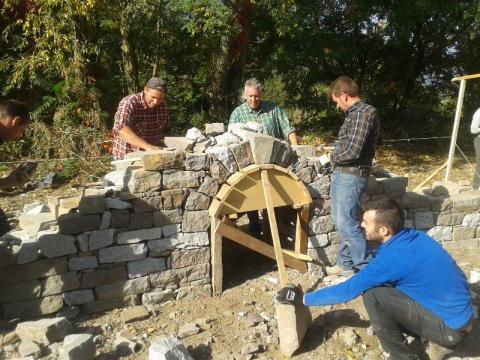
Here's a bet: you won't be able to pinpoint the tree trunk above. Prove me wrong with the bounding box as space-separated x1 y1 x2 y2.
120 8 139 94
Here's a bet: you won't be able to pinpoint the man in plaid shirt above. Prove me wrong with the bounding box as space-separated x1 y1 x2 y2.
229 78 298 144
327 76 380 275
112 77 170 159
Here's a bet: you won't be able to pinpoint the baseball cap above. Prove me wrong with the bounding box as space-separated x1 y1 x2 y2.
145 77 167 93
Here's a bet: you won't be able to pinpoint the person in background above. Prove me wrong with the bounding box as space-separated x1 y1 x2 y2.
470 107 480 188
112 77 170 159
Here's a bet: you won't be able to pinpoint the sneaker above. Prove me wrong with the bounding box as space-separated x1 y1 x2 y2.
426 342 453 360
325 265 355 276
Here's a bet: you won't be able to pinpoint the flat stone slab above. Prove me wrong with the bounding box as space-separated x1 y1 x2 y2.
81 267 127 289
171 248 210 268
149 263 209 288
89 228 116 250
18 340 41 358
128 170 162 194
59 333 95 360
149 336 194 360
162 171 200 189
63 289 95 305
164 137 194 151
38 232 77 258
127 150 184 171
182 211 210 232
142 289 174 309
19 212 56 237
16 317 72 345
98 243 147 263
58 213 100 235
127 257 168 278
120 305 150 323
117 227 163 244
205 123 225 136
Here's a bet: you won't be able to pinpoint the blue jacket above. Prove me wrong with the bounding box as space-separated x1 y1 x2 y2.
304 228 473 330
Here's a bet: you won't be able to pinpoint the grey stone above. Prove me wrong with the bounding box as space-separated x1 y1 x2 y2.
69 256 98 271
209 160 230 183
164 137 194 151
451 193 480 212
163 171 200 190
185 127 206 142
306 176 331 199
104 170 131 190
129 212 154 230
95 276 150 300
162 224 181 237
432 181 470 196
24 202 50 214
206 147 238 174
250 134 275 165
291 145 316 158
133 196 163 213
185 191 211 210
413 211 435 229
99 211 111 229
427 226 453 242
134 150 184 171
148 232 210 254
15 317 72 345
110 209 130 227
229 141 253 169
58 214 100 235
462 213 480 227
64 289 95 305
89 228 116 250
271 139 296 167
296 166 315 184
328 231 340 245
19 340 41 358
149 264 210 288
142 289 174 309
153 209 183 226
120 305 150 323
162 189 184 209
76 233 89 252
185 153 209 171
0 279 41 303
127 257 168 278
117 227 162 244
41 272 80 296
59 334 95 360
377 176 408 195
115 335 141 356
428 196 453 212
148 336 194 360
205 123 225 136
128 170 162 194
214 132 239 146
106 197 131 210
171 248 210 268
2 295 64 320
78 195 105 214
81 267 127 289
176 285 212 300
197 177 218 197
436 212 466 226
309 216 334 235
98 243 147 263
402 192 430 208
366 175 383 195
307 234 329 248
182 210 210 232
37 231 77 258
0 257 67 285
17 235 40 265
178 322 201 339
453 227 476 241
193 138 213 152
19 212 56 236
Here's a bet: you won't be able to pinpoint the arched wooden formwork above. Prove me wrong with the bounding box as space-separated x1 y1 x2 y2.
209 164 313 295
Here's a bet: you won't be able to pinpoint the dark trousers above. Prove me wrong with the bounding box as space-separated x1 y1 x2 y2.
473 135 480 188
363 287 466 360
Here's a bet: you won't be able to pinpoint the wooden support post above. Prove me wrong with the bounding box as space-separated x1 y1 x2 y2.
211 216 223 295
294 205 309 273
261 170 288 287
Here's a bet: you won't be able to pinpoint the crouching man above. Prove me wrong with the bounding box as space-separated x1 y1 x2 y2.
278 199 473 360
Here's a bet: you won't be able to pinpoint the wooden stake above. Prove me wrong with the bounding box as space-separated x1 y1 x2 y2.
211 216 223 295
414 160 448 191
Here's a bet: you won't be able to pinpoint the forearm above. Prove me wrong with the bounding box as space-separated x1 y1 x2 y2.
288 132 298 145
118 126 158 151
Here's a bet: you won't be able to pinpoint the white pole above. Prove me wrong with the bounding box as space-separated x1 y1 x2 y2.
445 79 466 181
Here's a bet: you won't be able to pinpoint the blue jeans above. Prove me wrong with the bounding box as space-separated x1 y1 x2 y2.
330 169 368 270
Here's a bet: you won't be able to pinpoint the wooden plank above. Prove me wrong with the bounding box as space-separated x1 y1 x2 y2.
226 172 245 186
283 249 314 262
215 184 232 201
451 73 480 81
295 206 309 273
211 217 223 295
414 160 448 191
216 221 307 272
261 169 288 287
208 198 223 217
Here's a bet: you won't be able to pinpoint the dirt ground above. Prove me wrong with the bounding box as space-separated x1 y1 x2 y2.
1 145 480 359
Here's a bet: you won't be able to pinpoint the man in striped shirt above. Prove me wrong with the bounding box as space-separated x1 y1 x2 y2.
328 76 380 274
112 77 170 159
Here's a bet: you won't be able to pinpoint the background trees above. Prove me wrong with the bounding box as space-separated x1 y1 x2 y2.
1 0 479 161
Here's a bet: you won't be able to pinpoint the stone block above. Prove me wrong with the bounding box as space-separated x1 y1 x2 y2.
432 181 470 196
193 138 213 152
41 272 80 296
413 211 435 229
76 233 89 252
401 192 430 209
19 340 41 358
69 256 98 271
453 227 476 241
99 211 111 229
120 305 150 323
182 210 210 232
185 153 209 171
462 213 480 227
16 235 40 265
104 170 131 190
308 245 338 267
309 216 334 235
149 336 194 360
19 212 56 236
142 289 174 309
2 295 63 320
436 212 466 226
185 127 206 142
275 297 312 357
428 196 453 212
129 212 154 230
128 150 184 171
127 257 168 278
153 209 183 226
451 193 480 212
185 191 210 210
110 209 130 227
205 123 225 136
95 276 150 300
291 144 316 158
296 166 315 184
162 189 183 209
328 231 340 245
164 137 194 151
89 228 116 250
105 197 132 210
149 263 210 288
206 147 238 174
38 232 77 258
214 132 239 146
162 224 181 237
209 160 230 183
427 226 453 242
229 141 253 169
81 267 127 289
0 279 41 303
307 234 329 248
171 247 210 268
64 289 95 305
117 227 162 244
58 213 100 235
0 257 67 285
250 134 275 165
271 140 296 168
78 194 105 214
15 317 72 345
98 243 147 263
148 232 210 254
197 177 218 197
163 171 200 189
377 176 408 195
306 176 330 199
176 285 211 300
366 175 383 195
59 334 95 360
128 170 162 194
133 196 163 213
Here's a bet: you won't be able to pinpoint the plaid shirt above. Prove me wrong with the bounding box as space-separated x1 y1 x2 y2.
332 100 380 168
112 92 170 159
229 101 295 140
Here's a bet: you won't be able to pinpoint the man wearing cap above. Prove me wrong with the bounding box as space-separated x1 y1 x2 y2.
112 77 170 159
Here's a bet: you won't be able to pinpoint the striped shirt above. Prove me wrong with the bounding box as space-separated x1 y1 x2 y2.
112 92 170 159
229 101 295 140
332 100 380 168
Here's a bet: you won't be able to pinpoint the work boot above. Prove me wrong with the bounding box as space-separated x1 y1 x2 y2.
426 342 453 360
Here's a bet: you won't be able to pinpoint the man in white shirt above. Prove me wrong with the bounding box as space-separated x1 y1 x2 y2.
470 108 480 188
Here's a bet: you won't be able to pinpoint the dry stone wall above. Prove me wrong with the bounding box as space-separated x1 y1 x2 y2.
1 123 480 321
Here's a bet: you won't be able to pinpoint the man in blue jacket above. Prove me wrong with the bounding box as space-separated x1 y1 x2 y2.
278 199 473 360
